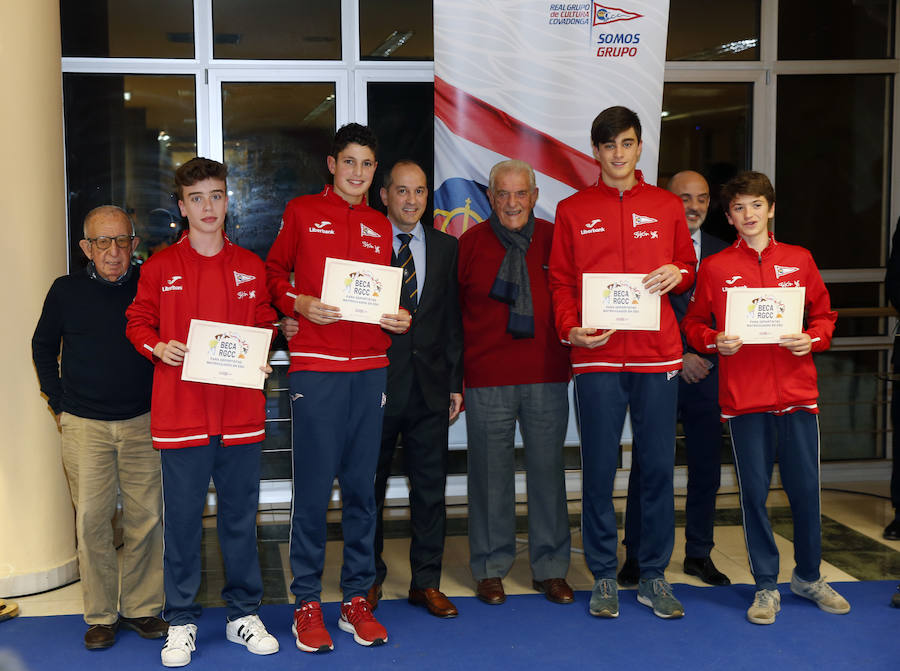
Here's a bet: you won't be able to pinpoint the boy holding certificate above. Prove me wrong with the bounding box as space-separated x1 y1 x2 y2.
265 124 409 654
126 158 280 666
682 171 847 624
549 106 696 620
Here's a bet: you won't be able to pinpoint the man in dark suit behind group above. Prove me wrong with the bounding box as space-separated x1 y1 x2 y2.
367 160 464 618
620 170 731 587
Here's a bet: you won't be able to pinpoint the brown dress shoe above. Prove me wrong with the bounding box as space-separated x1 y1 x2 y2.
408 588 459 618
120 615 169 639
476 577 506 605
366 583 383 610
84 622 118 650
533 578 575 604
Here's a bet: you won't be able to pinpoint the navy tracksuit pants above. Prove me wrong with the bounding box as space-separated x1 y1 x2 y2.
288 368 387 604
576 371 678 580
729 411 823 590
160 437 263 625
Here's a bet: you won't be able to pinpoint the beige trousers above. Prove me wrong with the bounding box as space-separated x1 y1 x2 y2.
59 411 163 625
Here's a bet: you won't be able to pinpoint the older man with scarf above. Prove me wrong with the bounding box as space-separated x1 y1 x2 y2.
456 160 573 606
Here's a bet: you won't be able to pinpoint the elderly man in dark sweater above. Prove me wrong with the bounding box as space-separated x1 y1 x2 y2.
32 206 166 650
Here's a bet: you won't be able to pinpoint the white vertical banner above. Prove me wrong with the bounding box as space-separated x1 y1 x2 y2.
433 1 670 236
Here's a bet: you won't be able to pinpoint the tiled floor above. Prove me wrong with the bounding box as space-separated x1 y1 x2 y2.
11 480 899 616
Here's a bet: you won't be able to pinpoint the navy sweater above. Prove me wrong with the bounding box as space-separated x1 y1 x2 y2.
32 266 153 420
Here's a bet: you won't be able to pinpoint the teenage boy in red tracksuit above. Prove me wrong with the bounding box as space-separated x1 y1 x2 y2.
683 170 849 625
549 106 696 620
265 124 410 654
126 158 280 667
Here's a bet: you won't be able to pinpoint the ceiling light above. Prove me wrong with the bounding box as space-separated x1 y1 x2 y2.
369 30 414 58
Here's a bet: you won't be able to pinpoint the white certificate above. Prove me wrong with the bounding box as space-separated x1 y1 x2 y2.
320 257 403 325
724 287 806 344
582 273 661 331
181 320 273 390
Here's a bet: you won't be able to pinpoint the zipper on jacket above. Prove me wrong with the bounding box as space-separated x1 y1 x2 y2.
346 204 355 360
757 248 783 410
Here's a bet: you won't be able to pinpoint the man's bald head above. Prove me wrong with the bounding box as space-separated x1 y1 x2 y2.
668 170 709 233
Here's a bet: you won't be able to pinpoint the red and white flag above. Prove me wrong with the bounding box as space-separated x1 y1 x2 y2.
434 0 670 236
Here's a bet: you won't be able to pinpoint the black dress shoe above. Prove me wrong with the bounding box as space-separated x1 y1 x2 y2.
617 558 639 587
684 556 731 586
883 518 900 540
120 615 168 639
84 622 118 650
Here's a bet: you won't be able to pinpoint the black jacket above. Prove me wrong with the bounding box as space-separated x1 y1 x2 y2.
384 225 463 415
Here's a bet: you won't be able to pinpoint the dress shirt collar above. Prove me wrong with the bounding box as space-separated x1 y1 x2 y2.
391 220 424 243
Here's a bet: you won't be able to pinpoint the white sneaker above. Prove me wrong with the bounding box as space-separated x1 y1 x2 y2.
225 614 279 655
790 572 851 614
161 624 197 667
747 589 781 625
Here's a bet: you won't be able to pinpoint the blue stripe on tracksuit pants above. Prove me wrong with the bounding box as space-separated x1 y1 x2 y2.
576 371 678 580
160 437 263 625
288 368 387 604
728 411 822 591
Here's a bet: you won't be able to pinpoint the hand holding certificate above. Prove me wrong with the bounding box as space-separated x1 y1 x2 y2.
320 257 403 325
724 287 805 345
582 273 661 331
181 319 274 390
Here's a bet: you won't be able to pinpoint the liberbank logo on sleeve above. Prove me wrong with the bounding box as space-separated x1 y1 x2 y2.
547 3 644 58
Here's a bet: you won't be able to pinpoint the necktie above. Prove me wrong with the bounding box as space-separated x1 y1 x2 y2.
396 233 418 312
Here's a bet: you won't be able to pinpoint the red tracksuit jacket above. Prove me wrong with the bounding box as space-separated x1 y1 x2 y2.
265 186 394 373
549 171 696 374
126 234 278 449
682 234 836 418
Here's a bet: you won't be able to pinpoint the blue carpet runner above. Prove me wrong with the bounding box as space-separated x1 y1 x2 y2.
1 581 897 670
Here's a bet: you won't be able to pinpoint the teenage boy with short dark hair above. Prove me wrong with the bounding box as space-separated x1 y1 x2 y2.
127 157 280 666
549 106 696 620
266 123 410 653
682 170 849 624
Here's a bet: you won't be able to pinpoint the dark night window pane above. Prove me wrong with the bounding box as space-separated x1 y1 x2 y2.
360 1 434 60
212 0 341 59
366 82 435 213
666 0 760 61
779 0 895 60
61 0 194 58
63 74 197 268
221 82 336 259
659 82 752 244
775 74 892 269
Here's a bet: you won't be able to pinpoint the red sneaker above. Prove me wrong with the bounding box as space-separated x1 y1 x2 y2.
338 596 388 646
292 601 333 653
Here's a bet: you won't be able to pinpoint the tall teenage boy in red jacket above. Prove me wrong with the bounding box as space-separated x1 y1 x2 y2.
266 124 410 654
682 171 849 625
549 106 696 620
127 158 280 667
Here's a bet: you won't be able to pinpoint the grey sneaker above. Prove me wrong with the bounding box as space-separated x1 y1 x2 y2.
790 572 850 614
589 578 619 618
747 589 781 624
637 578 684 619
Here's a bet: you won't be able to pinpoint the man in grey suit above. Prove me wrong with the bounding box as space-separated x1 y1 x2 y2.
367 160 464 618
620 170 731 587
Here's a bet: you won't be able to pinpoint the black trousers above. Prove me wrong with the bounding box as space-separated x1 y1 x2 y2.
892 345 900 513
373 376 450 590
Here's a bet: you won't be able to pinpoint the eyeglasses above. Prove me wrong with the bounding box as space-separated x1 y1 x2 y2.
85 235 134 250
